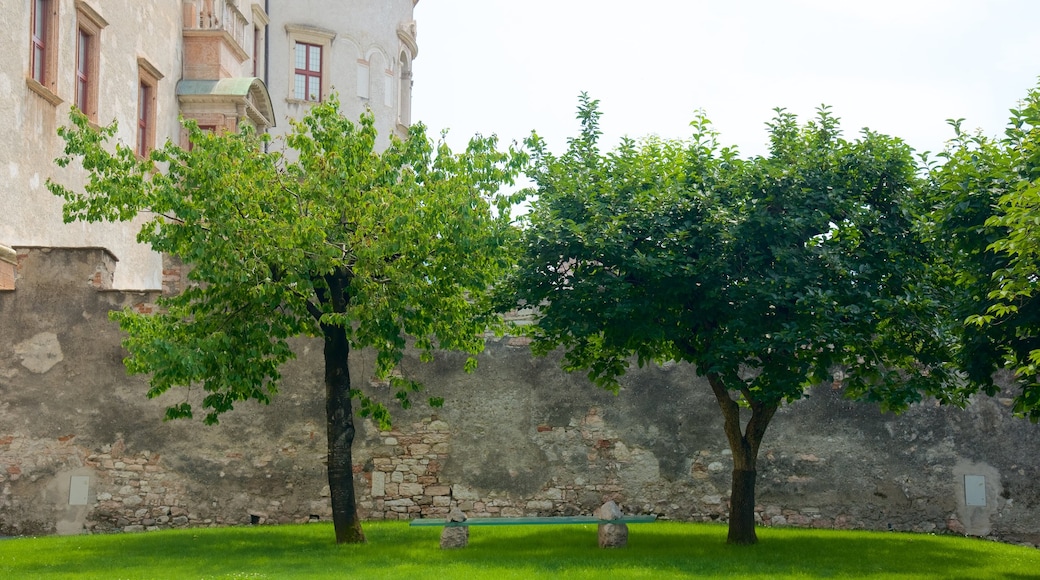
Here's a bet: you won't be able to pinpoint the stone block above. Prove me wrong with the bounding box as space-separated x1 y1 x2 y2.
452 484 479 501
399 482 424 496
526 500 554 512
409 444 431 455
594 501 623 520
428 420 450 432
431 443 450 454
598 522 628 548
440 526 468 549
370 471 386 497
123 495 144 507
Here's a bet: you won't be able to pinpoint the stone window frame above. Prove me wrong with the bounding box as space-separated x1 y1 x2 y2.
137 58 164 158
396 21 417 130
284 24 335 105
74 1 108 123
187 124 219 152
28 0 62 105
251 2 269 79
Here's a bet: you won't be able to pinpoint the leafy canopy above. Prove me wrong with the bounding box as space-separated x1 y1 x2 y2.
506 94 963 411
49 96 526 425
927 81 1040 420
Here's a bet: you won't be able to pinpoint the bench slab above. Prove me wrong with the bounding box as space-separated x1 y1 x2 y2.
410 515 657 527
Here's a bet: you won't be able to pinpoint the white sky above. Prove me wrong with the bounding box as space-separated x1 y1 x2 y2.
412 0 1040 160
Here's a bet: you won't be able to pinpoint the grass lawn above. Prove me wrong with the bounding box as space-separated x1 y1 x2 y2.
1 521 1037 579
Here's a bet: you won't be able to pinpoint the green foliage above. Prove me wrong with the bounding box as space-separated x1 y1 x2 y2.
506 94 960 412
927 81 1040 420
49 95 526 426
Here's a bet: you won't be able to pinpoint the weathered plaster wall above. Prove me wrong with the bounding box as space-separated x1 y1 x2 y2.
2 247 1039 546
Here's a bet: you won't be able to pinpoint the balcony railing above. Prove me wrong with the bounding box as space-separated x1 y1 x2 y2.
183 0 249 55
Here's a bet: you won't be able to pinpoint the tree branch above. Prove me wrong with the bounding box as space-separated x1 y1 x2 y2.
708 372 749 467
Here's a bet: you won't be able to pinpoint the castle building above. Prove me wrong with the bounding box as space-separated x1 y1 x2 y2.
1 2 1039 545
0 0 419 290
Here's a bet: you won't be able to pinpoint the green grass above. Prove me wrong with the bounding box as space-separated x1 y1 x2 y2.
1 521 1037 579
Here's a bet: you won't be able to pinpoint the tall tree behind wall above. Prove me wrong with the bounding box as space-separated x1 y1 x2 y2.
927 81 1040 421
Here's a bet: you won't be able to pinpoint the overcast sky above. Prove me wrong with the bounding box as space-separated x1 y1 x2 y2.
411 1 1040 160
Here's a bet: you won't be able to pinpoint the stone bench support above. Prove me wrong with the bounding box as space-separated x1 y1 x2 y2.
410 501 656 549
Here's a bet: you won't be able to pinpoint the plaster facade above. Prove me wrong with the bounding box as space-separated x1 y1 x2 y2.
265 0 418 151
1 0 183 290
1 0 419 289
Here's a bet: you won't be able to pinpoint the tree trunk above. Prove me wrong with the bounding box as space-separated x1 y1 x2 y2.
707 373 778 545
728 468 758 545
325 323 365 544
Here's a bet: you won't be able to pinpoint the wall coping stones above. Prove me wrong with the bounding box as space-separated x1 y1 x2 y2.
0 244 15 265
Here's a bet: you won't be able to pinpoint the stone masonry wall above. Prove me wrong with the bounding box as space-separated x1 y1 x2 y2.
3 247 1040 546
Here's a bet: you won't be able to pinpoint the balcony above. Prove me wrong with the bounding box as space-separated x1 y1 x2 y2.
182 0 252 80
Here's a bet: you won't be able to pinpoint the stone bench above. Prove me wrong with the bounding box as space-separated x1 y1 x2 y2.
409 501 657 549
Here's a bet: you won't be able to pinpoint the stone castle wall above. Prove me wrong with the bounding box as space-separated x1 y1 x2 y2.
2 247 1040 545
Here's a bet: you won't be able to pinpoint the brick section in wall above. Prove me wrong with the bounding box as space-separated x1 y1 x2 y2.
161 254 189 296
359 418 453 520
83 438 195 533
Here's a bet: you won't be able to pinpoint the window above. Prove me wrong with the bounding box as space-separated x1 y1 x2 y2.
28 0 60 101
137 58 164 157
75 2 108 123
398 52 412 126
250 3 269 81
137 82 151 157
253 25 260 77
30 0 48 83
396 21 417 129
284 24 335 104
294 42 321 101
75 31 89 111
356 61 369 99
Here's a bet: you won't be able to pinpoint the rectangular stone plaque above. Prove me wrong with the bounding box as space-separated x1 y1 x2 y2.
69 475 90 506
964 474 986 507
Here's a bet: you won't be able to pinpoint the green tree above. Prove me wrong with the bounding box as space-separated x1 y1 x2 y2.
48 97 526 543
927 82 1040 420
503 95 966 544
